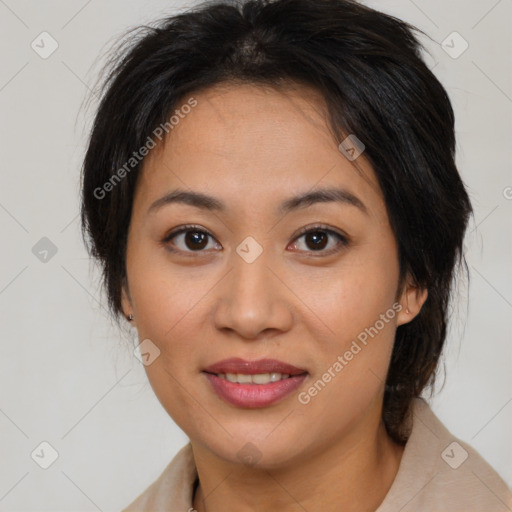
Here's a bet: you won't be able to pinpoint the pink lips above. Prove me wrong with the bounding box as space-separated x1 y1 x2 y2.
203 357 307 376
203 357 308 408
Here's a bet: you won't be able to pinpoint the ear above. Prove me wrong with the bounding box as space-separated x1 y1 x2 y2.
121 278 134 324
396 278 428 327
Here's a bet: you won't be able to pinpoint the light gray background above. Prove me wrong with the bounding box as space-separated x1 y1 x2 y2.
0 0 511 510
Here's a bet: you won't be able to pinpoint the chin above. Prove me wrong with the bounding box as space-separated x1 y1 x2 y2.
192 421 309 470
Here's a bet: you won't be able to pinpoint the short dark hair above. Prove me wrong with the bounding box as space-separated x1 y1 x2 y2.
81 0 473 443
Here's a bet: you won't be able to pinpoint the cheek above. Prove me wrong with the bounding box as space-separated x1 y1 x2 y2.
296 239 400 343
127 257 213 429
126 240 206 339
292 238 400 410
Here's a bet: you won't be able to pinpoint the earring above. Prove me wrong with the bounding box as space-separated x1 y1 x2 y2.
127 314 134 321
405 308 410 314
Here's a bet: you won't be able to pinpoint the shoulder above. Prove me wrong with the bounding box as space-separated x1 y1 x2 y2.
377 398 512 512
121 442 197 511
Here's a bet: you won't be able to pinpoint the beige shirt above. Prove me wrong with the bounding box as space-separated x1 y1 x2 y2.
122 398 512 511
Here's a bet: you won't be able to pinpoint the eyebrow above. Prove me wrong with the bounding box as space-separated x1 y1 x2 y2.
147 187 368 216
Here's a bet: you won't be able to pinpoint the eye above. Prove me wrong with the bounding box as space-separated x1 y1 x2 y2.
288 225 349 255
162 224 349 256
162 225 221 253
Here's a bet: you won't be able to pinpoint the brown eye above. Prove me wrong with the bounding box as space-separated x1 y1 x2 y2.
290 226 349 255
183 230 208 250
163 226 221 253
304 231 329 250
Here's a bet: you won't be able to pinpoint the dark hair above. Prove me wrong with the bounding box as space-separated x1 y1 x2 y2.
81 0 472 443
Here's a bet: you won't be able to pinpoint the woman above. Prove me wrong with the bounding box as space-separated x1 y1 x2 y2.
81 0 512 510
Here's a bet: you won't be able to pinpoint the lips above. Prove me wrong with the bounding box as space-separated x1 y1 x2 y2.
203 357 307 376
202 358 308 408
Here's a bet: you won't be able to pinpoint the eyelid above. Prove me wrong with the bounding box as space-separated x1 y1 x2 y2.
162 224 210 243
292 223 349 241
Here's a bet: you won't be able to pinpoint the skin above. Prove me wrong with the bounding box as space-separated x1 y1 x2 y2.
121 82 428 512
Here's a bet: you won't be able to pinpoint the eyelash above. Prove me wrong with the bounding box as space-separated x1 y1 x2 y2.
162 223 350 257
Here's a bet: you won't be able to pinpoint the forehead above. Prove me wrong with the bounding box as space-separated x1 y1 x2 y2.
135 82 384 218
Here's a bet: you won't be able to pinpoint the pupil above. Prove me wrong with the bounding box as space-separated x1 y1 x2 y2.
307 231 327 250
186 231 207 250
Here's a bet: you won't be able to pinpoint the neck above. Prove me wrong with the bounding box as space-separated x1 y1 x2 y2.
192 416 404 512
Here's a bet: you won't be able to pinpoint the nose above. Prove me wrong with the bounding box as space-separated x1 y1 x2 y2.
212 246 294 340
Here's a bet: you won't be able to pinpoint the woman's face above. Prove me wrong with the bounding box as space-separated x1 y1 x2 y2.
122 83 423 467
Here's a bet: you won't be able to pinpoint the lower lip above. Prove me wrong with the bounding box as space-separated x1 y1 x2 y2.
203 373 308 408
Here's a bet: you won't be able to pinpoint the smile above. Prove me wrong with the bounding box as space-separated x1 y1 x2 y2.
202 357 308 408
213 372 292 384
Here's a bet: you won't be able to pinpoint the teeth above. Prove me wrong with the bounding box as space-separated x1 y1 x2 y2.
217 372 291 384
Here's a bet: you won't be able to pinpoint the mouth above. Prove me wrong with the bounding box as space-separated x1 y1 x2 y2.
202 358 308 408
207 372 297 384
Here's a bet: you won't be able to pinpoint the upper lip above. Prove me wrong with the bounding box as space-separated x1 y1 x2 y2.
203 358 307 376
